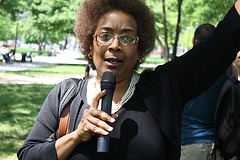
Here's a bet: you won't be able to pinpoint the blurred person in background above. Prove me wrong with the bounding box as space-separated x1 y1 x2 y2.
180 23 226 160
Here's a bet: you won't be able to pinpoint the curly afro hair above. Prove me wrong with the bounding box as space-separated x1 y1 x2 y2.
74 0 156 70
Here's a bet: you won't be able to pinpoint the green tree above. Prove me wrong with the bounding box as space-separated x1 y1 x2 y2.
172 0 183 59
0 0 30 49
198 0 235 23
178 0 235 50
0 10 14 41
0 0 23 20
25 0 81 54
146 0 180 62
0 0 4 7
145 0 236 62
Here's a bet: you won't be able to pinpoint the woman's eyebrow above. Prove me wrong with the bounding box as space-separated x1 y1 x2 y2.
98 27 137 33
121 28 137 33
98 26 113 31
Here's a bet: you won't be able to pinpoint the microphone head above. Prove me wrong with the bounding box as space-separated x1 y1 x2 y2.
101 71 116 91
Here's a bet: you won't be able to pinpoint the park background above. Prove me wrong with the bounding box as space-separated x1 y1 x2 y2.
0 0 237 159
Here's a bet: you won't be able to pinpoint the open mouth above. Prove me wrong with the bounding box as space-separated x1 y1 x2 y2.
106 58 122 64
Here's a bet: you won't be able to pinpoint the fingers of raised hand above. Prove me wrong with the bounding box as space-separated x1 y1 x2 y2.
80 118 109 139
90 90 115 123
77 109 115 142
76 90 116 142
83 109 114 130
87 116 113 135
88 108 115 123
91 90 106 109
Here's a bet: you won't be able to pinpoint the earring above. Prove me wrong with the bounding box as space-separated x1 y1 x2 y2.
88 53 93 59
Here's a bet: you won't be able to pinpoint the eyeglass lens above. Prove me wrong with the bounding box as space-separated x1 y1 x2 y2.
96 33 138 45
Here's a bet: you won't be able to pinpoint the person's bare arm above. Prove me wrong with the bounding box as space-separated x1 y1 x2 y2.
55 131 83 160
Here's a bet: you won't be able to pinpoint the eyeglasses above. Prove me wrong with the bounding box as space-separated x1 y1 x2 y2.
93 33 139 46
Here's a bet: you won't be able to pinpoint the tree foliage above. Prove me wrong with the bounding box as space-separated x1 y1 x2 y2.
0 0 237 57
0 0 23 20
0 0 26 41
0 11 14 41
19 0 81 54
144 0 235 62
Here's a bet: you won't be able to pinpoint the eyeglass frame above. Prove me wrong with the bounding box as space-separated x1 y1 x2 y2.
93 33 139 46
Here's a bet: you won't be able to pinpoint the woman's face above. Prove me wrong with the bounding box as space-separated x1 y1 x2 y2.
92 10 139 82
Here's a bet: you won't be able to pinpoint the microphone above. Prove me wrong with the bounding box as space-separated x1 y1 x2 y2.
97 71 116 153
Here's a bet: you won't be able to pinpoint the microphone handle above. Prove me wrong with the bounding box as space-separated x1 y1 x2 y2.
97 89 114 153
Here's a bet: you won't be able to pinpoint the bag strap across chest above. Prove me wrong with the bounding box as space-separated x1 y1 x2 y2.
57 78 83 139
57 101 71 139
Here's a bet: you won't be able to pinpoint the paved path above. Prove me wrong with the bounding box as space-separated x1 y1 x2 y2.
0 50 86 84
0 62 50 72
0 49 157 84
0 72 83 84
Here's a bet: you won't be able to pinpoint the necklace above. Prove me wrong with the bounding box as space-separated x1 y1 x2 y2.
112 71 140 113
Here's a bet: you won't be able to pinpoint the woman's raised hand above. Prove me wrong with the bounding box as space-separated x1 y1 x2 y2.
236 0 240 15
55 90 116 159
75 90 116 143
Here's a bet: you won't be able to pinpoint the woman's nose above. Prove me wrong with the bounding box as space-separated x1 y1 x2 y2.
108 37 121 52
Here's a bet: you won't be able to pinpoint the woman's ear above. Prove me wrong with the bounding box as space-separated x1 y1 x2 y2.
90 46 93 55
90 45 92 51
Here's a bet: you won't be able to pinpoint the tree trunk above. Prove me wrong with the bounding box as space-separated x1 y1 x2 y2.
162 0 169 62
64 37 68 49
38 33 46 55
38 36 42 55
0 0 4 7
172 0 183 59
